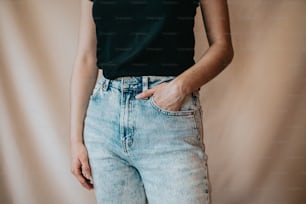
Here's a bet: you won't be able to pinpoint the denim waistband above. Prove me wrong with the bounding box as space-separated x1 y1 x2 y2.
98 74 177 93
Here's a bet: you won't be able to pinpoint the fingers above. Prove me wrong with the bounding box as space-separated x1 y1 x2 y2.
71 159 94 190
135 82 165 99
81 155 92 181
135 88 154 99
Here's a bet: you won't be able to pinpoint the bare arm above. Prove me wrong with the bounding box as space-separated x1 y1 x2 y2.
70 0 97 190
136 0 234 111
173 0 234 94
70 0 98 144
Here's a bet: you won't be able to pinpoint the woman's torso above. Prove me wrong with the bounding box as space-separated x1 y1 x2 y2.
91 0 200 79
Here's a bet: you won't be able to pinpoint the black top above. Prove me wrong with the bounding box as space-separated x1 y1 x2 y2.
89 0 199 79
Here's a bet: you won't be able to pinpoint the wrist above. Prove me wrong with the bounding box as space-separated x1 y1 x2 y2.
70 136 84 145
70 126 84 144
170 77 192 97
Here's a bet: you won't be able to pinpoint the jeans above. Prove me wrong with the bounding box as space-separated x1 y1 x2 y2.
83 74 210 204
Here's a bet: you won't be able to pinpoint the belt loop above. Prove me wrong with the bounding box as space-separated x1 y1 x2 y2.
192 88 199 96
142 76 149 92
102 77 110 91
142 76 149 99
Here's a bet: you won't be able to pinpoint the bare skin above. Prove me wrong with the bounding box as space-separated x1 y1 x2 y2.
136 0 234 107
70 0 234 190
70 1 96 190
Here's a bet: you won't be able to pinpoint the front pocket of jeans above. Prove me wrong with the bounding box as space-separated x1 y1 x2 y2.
149 95 196 116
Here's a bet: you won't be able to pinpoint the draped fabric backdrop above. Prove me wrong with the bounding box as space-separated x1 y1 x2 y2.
1 1 305 204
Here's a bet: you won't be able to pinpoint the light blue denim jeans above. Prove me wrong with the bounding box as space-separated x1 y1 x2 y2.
83 74 210 204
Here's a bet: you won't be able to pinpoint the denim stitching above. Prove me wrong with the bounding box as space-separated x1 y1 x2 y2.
149 96 195 116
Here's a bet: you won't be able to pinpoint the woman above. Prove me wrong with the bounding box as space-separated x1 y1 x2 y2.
70 0 233 203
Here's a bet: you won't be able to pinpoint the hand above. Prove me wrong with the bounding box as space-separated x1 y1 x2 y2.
70 142 94 190
135 81 187 111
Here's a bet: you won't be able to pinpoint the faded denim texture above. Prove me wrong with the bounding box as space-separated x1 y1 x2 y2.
83 74 210 204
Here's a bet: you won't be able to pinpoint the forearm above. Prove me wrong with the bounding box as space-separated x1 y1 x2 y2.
172 42 234 95
69 58 98 144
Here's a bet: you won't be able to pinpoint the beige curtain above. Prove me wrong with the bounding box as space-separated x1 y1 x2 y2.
1 0 305 203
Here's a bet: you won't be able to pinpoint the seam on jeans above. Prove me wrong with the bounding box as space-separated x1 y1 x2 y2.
195 105 205 148
149 96 195 116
